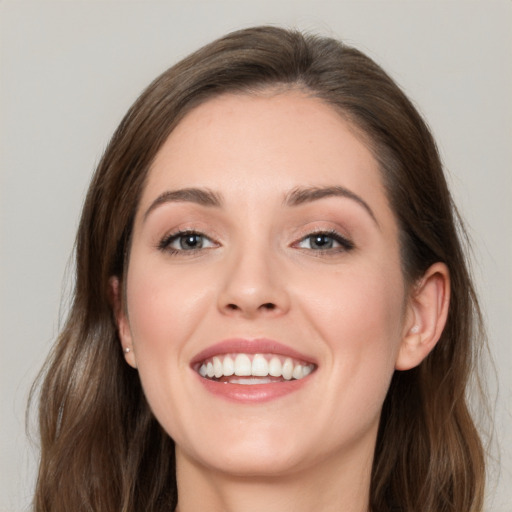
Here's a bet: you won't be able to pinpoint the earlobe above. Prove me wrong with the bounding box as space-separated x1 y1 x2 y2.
395 262 450 371
108 276 137 368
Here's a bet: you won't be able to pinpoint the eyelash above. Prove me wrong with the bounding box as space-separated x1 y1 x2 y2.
157 229 354 255
292 229 355 254
157 230 217 255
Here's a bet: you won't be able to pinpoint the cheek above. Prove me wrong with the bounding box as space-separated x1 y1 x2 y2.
302 258 404 342
124 265 195 400
123 264 205 433
300 261 405 396
126 261 209 351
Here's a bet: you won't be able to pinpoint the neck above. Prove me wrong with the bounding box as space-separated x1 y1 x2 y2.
174 446 372 512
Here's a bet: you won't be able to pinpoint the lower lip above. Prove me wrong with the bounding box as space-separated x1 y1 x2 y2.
196 374 312 403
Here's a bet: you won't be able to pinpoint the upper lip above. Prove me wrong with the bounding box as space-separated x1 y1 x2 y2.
190 338 318 367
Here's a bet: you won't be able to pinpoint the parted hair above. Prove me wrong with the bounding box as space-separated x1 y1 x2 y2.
32 26 486 512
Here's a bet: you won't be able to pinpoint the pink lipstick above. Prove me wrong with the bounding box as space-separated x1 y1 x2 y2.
191 338 317 403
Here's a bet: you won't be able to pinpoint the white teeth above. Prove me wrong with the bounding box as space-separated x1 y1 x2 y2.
197 353 315 382
222 355 235 376
282 358 294 380
252 354 269 376
234 354 252 376
292 364 303 380
213 356 223 378
268 357 282 377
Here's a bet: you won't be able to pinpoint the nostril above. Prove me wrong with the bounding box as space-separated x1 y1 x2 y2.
222 302 279 314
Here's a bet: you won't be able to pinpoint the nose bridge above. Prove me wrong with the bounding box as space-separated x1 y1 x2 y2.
217 234 289 317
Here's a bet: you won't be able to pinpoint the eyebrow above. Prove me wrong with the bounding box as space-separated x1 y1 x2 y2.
143 185 378 227
143 187 222 221
284 186 379 226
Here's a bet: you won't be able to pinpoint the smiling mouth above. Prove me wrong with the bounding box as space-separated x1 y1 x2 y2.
196 353 316 384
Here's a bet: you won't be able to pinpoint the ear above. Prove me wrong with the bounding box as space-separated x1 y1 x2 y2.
108 276 137 368
395 262 450 371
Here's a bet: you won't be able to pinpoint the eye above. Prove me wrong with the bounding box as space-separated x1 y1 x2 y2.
295 231 354 252
158 230 217 253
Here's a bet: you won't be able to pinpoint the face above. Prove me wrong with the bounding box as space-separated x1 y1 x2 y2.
116 91 415 478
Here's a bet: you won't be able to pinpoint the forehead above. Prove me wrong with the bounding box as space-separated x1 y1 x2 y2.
140 91 390 217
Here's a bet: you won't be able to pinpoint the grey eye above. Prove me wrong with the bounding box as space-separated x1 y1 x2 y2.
295 231 354 252
297 234 338 250
307 234 335 249
177 233 205 250
160 231 217 252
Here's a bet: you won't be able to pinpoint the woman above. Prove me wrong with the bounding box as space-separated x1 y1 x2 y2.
33 26 486 512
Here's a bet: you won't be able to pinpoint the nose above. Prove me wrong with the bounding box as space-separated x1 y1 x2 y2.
217 246 290 319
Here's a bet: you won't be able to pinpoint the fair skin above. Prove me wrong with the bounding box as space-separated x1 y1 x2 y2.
111 91 449 512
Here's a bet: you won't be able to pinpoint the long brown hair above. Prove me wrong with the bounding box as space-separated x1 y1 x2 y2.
32 26 486 511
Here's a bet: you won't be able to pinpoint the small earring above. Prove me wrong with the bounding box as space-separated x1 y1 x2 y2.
410 325 420 334
124 347 131 354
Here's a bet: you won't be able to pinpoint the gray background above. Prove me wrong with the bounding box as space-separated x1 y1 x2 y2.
1 1 511 510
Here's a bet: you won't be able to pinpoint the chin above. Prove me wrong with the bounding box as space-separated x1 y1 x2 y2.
175 424 332 479
198 448 307 478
